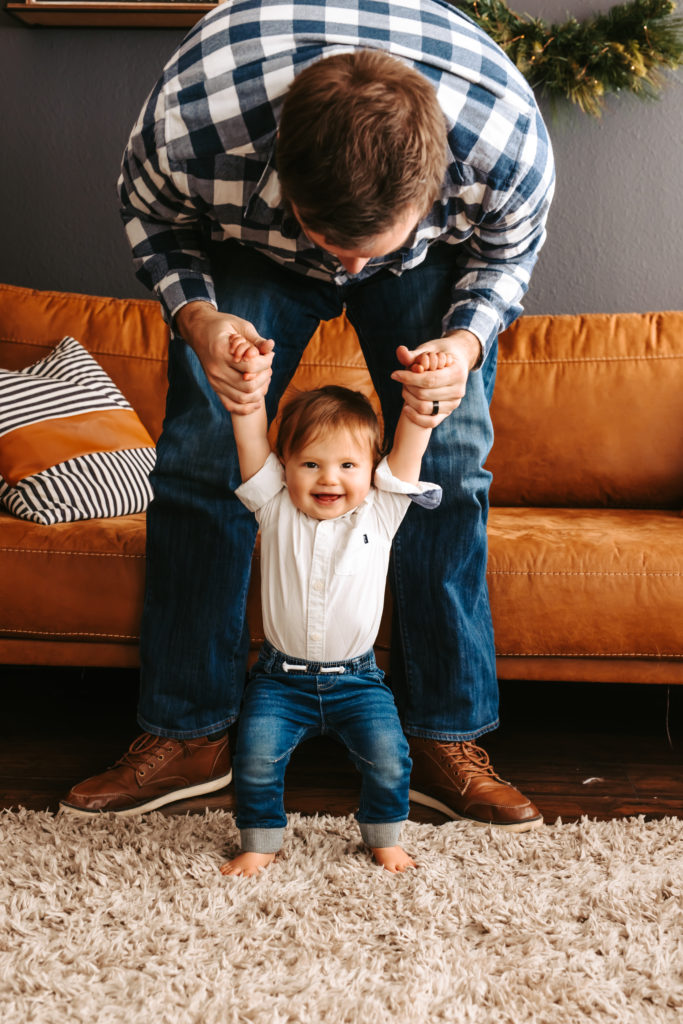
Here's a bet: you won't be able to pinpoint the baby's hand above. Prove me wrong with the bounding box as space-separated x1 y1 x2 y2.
228 332 269 382
228 334 261 363
408 351 457 374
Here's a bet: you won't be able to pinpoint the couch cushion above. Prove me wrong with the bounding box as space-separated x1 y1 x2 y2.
488 312 683 509
487 507 683 661
0 510 147 645
4 505 678 667
282 309 683 510
0 284 169 441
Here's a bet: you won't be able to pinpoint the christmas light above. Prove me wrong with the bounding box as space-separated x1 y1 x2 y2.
455 0 683 115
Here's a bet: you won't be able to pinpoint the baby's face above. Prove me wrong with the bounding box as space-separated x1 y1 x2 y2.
283 428 374 520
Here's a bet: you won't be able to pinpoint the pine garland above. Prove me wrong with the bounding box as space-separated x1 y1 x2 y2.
456 0 683 115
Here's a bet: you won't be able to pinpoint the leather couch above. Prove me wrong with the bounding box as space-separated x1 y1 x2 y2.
1 282 681 684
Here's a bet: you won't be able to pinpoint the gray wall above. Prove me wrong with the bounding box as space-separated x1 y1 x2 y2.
1 1 681 315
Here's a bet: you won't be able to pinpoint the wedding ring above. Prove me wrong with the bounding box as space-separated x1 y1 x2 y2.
432 400 440 416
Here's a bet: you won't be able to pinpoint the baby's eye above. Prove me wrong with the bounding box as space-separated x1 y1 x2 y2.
341 462 355 469
303 461 318 469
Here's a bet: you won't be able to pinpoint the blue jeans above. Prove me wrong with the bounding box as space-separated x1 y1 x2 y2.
233 643 411 851
138 240 499 741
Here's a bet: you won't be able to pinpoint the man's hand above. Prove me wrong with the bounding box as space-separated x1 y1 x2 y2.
175 301 275 415
390 330 482 428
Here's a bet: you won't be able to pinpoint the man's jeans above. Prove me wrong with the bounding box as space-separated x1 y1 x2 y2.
233 643 411 852
138 240 499 741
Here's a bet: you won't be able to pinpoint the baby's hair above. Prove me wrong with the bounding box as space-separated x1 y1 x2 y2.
275 385 383 466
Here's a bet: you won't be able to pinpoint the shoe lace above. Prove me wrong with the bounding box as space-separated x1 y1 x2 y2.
115 733 187 773
439 741 505 784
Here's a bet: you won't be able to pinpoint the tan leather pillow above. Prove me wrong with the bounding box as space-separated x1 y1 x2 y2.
488 312 683 508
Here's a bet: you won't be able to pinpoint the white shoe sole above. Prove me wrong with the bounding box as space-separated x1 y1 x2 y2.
59 769 233 818
409 788 544 832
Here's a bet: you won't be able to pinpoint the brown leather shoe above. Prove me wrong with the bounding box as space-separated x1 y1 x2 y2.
409 738 543 832
59 732 232 817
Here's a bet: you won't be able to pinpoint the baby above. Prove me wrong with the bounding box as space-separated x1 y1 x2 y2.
221 334 453 875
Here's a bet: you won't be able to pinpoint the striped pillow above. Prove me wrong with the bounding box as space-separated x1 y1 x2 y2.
0 336 155 525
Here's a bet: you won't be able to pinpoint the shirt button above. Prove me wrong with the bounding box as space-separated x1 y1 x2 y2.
313 580 324 592
310 632 321 642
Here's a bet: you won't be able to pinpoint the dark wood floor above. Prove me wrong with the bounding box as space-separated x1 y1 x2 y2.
1 665 681 824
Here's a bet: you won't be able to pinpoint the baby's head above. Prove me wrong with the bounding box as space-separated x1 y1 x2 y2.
275 386 382 520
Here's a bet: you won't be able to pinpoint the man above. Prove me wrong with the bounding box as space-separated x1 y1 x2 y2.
61 0 554 830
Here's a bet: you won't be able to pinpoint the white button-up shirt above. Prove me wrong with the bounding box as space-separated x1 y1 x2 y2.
236 453 440 662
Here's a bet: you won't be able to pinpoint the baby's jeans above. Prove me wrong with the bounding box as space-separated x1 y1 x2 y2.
234 642 412 853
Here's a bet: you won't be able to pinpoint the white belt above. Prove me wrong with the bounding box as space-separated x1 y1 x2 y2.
282 661 345 674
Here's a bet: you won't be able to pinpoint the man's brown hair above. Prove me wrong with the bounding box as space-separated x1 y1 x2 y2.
275 386 383 466
277 49 447 248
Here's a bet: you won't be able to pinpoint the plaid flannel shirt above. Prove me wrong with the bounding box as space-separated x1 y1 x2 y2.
118 0 555 357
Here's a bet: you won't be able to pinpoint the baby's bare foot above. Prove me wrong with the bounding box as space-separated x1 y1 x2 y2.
220 851 276 877
371 845 417 872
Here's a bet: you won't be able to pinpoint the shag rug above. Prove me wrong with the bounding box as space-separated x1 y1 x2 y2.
1 810 682 1024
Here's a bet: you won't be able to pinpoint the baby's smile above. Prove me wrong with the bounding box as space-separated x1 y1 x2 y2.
312 492 343 504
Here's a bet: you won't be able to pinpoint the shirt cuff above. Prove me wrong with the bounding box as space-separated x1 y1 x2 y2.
158 273 218 327
373 457 442 510
442 305 500 366
234 452 284 513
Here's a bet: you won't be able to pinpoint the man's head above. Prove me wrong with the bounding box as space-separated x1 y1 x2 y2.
277 49 447 252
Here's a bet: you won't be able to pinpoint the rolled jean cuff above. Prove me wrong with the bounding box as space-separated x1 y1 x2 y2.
240 827 285 854
359 821 404 848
